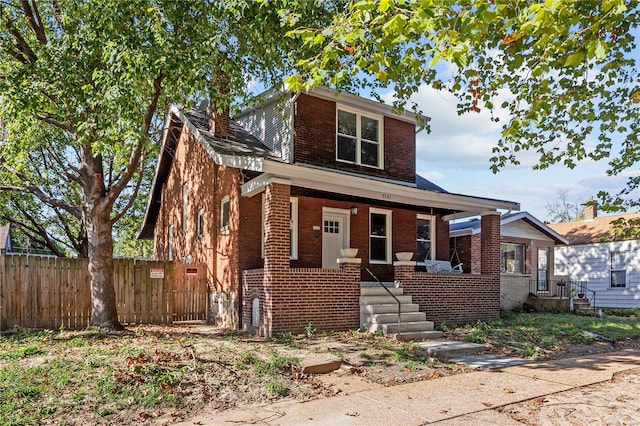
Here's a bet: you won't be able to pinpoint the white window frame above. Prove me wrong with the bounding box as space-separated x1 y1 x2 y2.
196 208 205 239
336 105 384 169
290 197 299 260
260 195 299 260
220 195 230 230
416 214 436 263
369 208 392 264
610 251 627 288
168 225 174 261
501 243 525 274
182 184 188 234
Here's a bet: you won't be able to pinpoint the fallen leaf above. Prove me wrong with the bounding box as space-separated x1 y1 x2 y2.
482 402 492 407
504 388 515 394
345 411 359 417
616 396 627 402
440 409 449 414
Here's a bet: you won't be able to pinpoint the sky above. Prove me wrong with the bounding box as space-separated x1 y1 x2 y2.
400 84 622 223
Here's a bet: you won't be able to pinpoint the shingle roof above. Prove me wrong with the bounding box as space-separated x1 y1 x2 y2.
449 212 568 244
183 109 282 162
547 212 640 245
416 174 447 193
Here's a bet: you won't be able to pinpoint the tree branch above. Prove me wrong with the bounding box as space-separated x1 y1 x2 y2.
20 0 47 45
111 150 147 225
0 158 82 218
3 13 37 62
107 72 163 204
35 113 74 132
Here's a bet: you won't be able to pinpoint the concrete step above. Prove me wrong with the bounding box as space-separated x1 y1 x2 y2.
360 281 398 288
359 295 413 305
362 303 420 314
366 311 427 324
360 287 405 297
390 330 444 341
379 320 435 334
417 340 486 360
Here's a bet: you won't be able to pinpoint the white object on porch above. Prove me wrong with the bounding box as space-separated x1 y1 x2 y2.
425 260 463 274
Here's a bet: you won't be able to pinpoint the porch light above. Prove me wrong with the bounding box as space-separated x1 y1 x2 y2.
351 205 358 215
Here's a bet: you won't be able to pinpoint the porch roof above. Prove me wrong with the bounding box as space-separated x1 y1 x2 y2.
241 166 520 216
449 211 568 244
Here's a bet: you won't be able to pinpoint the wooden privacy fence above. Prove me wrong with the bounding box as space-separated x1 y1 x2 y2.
0 255 208 331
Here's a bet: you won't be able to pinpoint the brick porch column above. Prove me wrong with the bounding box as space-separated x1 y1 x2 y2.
480 212 501 277
263 182 291 273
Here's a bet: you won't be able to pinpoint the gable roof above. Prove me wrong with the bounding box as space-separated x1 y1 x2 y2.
138 106 278 239
547 212 640 245
449 212 568 245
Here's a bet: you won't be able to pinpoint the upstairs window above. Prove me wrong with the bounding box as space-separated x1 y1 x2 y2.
610 251 627 288
182 184 188 233
337 108 382 168
196 209 205 239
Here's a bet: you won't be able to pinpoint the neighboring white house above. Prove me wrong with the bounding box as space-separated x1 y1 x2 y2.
549 205 640 308
0 224 11 255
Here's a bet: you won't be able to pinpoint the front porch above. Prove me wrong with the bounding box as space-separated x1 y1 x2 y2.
241 181 505 337
526 279 592 313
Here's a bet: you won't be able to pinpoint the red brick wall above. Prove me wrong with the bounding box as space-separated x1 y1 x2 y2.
293 94 415 183
243 264 361 336
290 196 448 281
395 265 500 326
451 235 472 274
481 214 501 277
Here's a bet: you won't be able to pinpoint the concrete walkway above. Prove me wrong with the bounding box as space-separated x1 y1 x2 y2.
176 349 640 425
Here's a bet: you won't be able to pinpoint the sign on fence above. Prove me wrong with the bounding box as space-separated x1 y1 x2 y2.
0 255 208 331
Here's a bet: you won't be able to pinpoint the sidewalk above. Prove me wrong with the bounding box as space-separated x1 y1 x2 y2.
176 349 640 425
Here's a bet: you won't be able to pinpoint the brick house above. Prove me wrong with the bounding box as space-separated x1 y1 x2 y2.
138 87 519 336
449 212 568 311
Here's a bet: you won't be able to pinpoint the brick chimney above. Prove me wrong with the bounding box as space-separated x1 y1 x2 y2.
209 72 230 136
583 201 597 220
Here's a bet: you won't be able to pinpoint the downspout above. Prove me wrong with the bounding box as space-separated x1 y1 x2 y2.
289 91 301 164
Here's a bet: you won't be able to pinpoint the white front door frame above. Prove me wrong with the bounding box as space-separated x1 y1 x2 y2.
322 207 351 269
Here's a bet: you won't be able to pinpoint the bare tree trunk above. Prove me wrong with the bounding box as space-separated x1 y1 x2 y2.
85 199 123 330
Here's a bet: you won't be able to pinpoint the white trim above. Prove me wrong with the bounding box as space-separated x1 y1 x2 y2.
261 161 519 213
168 225 174 261
196 208 205 239
220 195 230 230
336 105 384 169
417 214 436 262
369 207 392 264
241 174 291 198
290 197 299 260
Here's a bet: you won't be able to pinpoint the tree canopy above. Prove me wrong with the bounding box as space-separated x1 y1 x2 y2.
284 0 640 219
0 0 332 328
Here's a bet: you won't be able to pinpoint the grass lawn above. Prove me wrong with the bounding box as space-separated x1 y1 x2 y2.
2 312 640 424
446 311 640 359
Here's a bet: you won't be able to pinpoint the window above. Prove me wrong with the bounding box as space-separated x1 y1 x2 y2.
182 184 188 233
370 208 391 263
220 195 230 230
610 251 627 288
416 215 435 262
168 225 174 261
501 243 524 274
290 198 298 260
196 209 205 239
336 107 382 168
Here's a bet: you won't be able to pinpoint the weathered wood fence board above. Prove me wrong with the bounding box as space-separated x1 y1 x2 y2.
0 255 207 331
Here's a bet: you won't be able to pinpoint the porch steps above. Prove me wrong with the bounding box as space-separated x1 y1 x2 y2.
574 297 599 315
360 284 443 341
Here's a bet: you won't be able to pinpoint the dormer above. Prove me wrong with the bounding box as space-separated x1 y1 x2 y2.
235 86 427 184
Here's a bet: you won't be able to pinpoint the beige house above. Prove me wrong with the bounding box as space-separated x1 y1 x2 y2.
450 212 568 310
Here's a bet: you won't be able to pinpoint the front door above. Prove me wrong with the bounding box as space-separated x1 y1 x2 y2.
322 208 350 269
537 248 549 291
